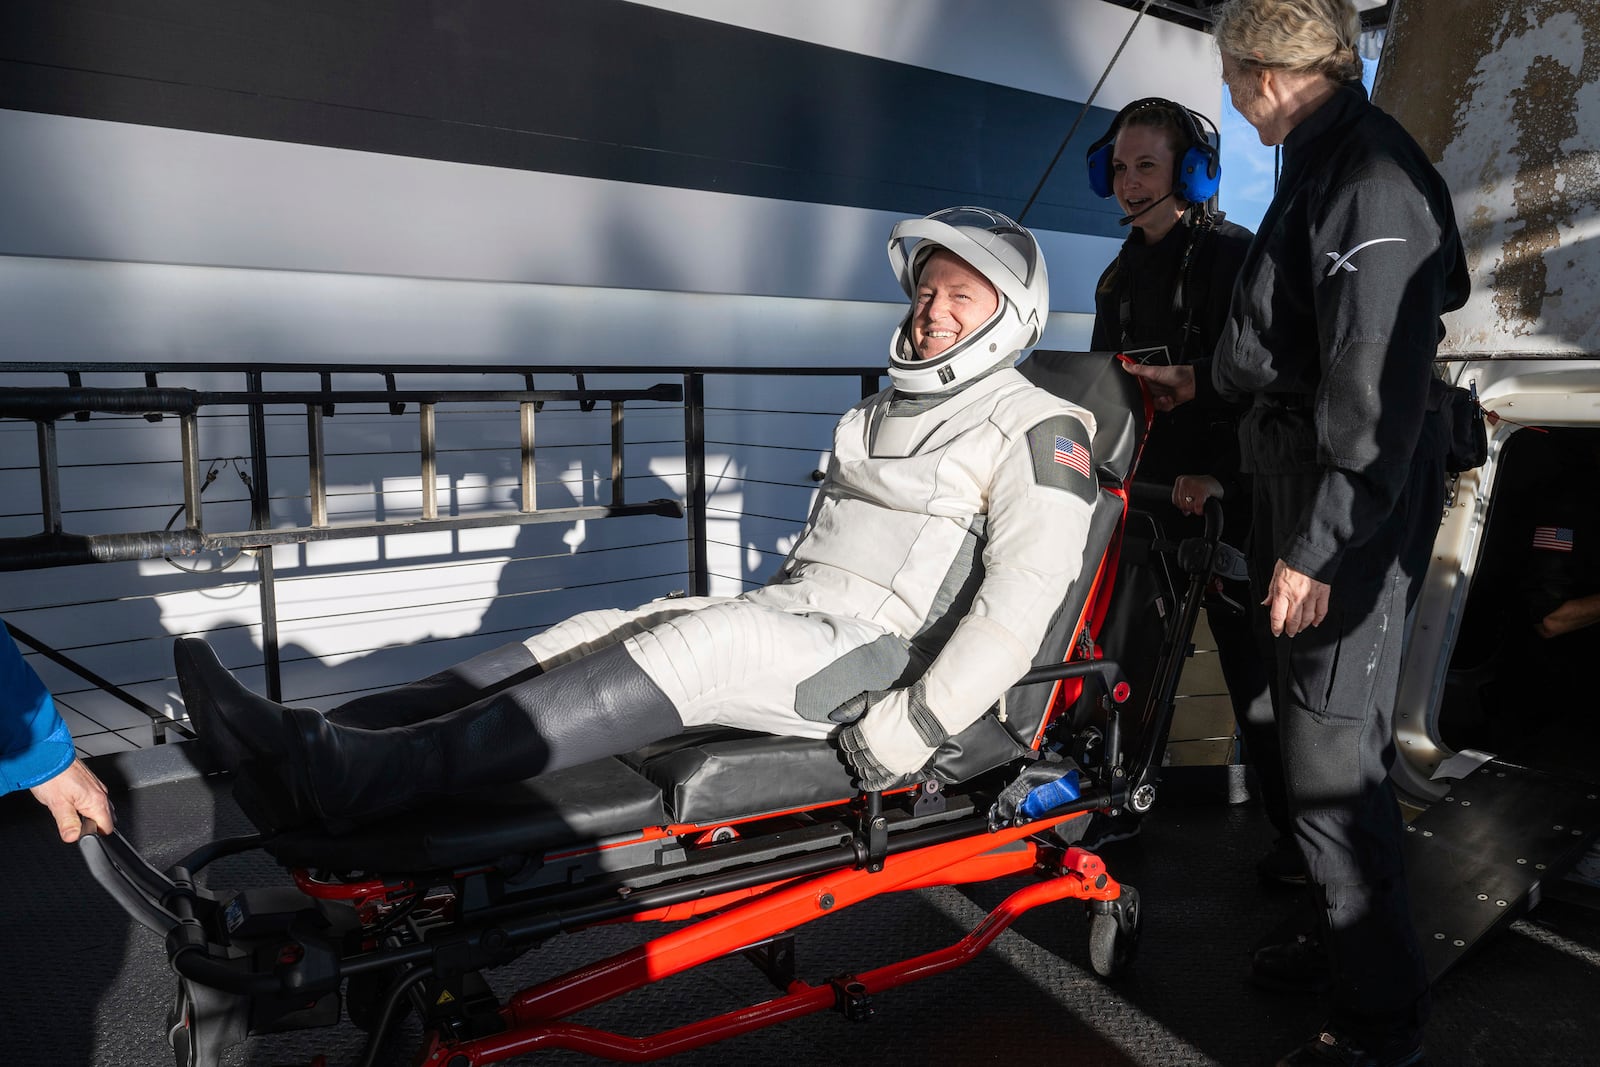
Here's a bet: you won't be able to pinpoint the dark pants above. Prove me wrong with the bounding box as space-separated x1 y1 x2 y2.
1157 501 1287 835
1250 454 1442 1049
1205 585 1288 836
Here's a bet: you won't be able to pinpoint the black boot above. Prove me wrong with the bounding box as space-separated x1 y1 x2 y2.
246 642 684 833
175 638 304 772
1251 926 1331 993
178 636 545 764
325 641 542 729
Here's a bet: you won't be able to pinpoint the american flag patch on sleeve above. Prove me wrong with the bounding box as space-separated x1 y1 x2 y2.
1532 526 1574 553
1054 435 1092 478
1028 415 1095 501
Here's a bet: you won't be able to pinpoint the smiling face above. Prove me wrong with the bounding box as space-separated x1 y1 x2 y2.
911 249 1000 361
1111 123 1188 243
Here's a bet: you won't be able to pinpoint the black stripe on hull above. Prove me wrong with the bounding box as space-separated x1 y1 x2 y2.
0 0 1123 235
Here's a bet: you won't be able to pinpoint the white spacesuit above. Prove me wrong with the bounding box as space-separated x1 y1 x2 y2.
520 207 1099 784
182 207 1101 828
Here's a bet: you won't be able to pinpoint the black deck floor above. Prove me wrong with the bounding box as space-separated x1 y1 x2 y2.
4 768 1598 1067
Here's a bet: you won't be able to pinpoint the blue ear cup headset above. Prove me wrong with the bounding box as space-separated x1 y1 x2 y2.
1085 97 1221 204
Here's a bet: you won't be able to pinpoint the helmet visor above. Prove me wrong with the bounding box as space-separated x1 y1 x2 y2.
888 207 1040 313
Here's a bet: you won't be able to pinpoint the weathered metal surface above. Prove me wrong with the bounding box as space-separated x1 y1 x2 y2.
1377 0 1600 357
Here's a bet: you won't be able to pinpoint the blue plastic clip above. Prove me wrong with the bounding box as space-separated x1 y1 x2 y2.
1017 769 1081 820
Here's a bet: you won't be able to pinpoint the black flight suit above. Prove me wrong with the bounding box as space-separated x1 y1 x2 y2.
1510 469 1600 767
1212 83 1471 1051
1090 213 1287 836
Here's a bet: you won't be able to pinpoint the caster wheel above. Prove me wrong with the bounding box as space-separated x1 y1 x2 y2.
1088 884 1141 979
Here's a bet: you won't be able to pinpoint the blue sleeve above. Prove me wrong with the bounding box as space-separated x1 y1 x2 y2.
0 620 75 794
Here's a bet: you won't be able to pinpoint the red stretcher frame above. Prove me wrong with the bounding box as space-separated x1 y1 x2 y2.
80 436 1229 1067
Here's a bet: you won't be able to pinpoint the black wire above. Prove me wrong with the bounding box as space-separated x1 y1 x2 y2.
356 963 434 1067
1018 0 1156 224
163 457 253 574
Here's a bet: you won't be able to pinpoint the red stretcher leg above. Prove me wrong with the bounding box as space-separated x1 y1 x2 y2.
422 827 1119 1065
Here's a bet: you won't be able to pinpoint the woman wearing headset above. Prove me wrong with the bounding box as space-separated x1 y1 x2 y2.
1084 100 1294 882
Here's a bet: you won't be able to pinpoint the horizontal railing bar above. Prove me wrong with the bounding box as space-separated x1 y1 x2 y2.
199 500 684 549
0 360 884 378
6 623 195 740
0 500 682 569
197 386 683 405
1 443 691 479
0 385 683 420
0 531 205 570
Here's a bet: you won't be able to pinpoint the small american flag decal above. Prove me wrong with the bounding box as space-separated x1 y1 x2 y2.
1054 435 1092 478
1532 526 1574 553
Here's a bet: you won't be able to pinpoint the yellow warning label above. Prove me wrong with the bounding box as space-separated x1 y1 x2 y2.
436 989 457 1005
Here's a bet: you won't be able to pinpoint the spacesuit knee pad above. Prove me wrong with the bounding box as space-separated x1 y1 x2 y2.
523 598 725 671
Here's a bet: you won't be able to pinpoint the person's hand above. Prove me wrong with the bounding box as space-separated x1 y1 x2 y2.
1263 559 1331 638
1172 474 1223 517
837 721 922 792
1120 361 1196 412
29 757 113 843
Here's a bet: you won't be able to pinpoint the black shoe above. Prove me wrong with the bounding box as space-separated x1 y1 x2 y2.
1276 1029 1425 1066
174 638 296 772
1075 808 1143 849
1251 929 1331 993
1257 836 1309 887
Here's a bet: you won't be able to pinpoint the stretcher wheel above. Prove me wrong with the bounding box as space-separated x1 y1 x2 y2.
1088 885 1141 979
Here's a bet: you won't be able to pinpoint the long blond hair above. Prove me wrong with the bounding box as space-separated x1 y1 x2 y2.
1212 0 1363 82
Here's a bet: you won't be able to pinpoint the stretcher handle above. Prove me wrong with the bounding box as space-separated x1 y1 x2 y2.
1202 494 1223 544
1014 658 1128 701
167 944 285 995
81 829 286 995
1127 480 1174 513
1126 495 1225 802
79 828 183 937
1126 480 1183 513
1128 481 1227 539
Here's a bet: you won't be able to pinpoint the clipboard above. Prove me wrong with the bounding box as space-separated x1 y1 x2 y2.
1122 345 1171 367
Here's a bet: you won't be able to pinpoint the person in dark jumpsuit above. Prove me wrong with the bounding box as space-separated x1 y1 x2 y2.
1128 1 1470 1063
1088 98 1292 876
1506 433 1600 762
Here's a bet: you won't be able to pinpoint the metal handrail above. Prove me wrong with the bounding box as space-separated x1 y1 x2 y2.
0 359 884 707
6 623 193 744
0 380 684 566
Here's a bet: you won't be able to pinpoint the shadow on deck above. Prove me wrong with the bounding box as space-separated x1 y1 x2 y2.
2 750 1597 1067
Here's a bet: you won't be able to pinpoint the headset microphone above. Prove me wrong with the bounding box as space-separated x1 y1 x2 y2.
1118 191 1174 226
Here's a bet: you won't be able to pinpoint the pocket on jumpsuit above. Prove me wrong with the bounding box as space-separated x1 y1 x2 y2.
1279 575 1400 810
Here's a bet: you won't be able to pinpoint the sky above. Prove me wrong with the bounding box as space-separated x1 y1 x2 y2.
1216 55 1380 232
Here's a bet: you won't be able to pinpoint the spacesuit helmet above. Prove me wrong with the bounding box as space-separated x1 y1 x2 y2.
886 206 1049 394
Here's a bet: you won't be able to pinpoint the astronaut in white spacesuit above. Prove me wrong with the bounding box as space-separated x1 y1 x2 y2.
182 207 1100 831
